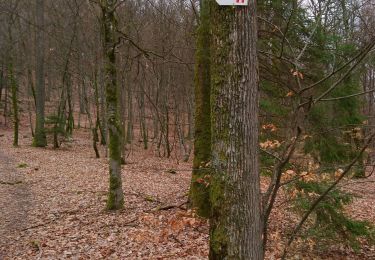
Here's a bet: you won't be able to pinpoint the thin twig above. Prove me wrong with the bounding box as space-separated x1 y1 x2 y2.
319 88 375 101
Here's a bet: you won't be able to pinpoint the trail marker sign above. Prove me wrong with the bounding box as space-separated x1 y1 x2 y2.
216 0 248 6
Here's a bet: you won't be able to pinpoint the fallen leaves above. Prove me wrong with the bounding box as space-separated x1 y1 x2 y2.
0 127 374 259
0 128 208 259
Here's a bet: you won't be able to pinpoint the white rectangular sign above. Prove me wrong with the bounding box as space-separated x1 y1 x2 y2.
216 0 248 6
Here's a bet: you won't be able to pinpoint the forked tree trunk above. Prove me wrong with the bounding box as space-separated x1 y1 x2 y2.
209 1 263 259
101 0 124 210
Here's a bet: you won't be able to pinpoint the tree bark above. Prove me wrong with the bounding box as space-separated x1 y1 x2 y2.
209 1 263 259
0 66 3 104
27 68 35 136
9 61 18 147
33 0 47 147
139 80 148 149
126 82 133 145
101 0 124 210
4 74 8 126
189 0 212 218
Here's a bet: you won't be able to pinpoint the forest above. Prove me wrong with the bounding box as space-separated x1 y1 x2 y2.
0 0 374 259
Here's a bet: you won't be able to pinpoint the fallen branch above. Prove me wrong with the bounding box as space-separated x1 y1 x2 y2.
155 201 188 211
21 208 86 231
22 221 53 231
0 180 22 185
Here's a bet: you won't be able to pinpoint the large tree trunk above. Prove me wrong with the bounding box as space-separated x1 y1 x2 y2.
209 2 263 259
189 0 212 218
33 0 47 147
101 0 124 210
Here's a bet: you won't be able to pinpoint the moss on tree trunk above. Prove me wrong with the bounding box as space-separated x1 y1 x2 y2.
209 2 263 259
101 0 124 210
189 0 212 218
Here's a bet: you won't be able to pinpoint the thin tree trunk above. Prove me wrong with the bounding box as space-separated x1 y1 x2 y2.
4 71 8 126
99 69 107 146
27 68 35 136
126 83 133 144
28 101 34 137
77 46 85 129
119 67 127 164
85 82 100 158
9 61 18 146
93 70 106 147
54 80 67 149
66 72 74 136
176 109 190 162
0 66 3 104
165 69 171 158
33 0 47 147
46 46 51 102
139 79 148 149
101 0 124 210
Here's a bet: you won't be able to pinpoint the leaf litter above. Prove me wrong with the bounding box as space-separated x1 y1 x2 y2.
0 127 374 259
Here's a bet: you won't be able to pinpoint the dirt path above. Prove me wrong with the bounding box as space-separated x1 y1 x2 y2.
0 146 32 258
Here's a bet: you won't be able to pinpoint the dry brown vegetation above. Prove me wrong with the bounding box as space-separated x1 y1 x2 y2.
0 124 374 259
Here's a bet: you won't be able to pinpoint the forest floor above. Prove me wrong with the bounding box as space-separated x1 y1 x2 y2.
0 126 374 259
